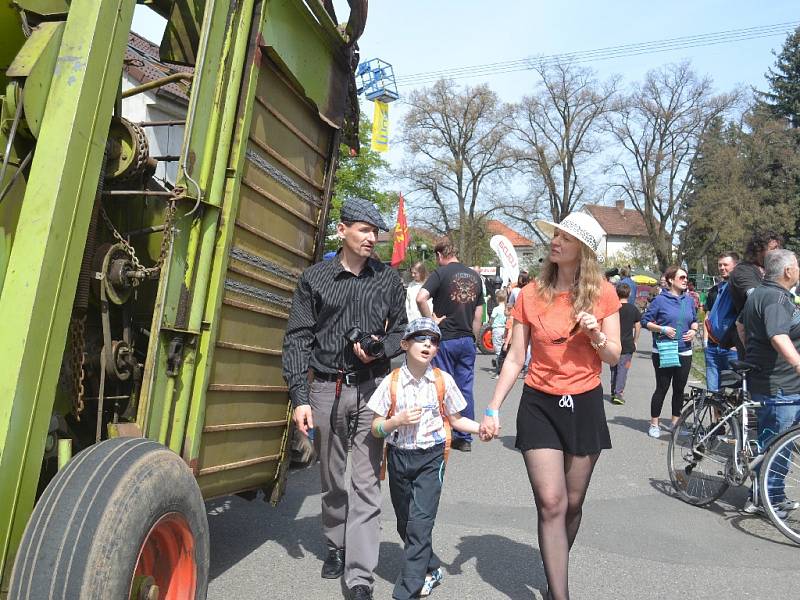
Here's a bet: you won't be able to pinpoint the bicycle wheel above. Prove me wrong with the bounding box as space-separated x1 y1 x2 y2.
668 398 739 505
759 426 800 545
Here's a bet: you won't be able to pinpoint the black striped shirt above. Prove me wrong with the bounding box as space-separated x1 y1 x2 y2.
282 253 407 407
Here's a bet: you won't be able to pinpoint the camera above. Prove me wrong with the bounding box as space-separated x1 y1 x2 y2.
344 326 385 359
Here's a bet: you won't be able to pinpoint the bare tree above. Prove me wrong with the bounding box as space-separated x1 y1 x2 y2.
512 61 618 228
604 62 738 272
397 79 518 264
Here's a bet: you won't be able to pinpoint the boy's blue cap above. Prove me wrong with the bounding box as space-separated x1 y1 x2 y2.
403 317 441 340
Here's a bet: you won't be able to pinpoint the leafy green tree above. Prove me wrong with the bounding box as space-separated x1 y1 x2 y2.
757 26 800 128
326 112 397 251
680 110 800 268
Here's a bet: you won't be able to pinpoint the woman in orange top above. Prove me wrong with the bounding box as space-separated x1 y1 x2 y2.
481 213 621 600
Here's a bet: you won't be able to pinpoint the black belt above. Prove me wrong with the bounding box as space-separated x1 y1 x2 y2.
314 364 389 386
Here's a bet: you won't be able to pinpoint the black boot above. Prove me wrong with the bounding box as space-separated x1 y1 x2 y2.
321 547 344 579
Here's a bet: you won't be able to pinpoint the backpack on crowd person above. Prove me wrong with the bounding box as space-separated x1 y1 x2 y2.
705 281 737 348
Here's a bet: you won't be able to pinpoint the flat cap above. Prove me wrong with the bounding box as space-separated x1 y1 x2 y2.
340 198 389 231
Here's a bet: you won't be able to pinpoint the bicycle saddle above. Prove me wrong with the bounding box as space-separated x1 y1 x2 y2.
730 359 761 375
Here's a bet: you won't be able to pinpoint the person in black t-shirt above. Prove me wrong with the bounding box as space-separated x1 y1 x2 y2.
610 284 641 405
416 240 485 451
728 231 783 354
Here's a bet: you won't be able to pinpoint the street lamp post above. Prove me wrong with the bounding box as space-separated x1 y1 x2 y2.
418 243 427 263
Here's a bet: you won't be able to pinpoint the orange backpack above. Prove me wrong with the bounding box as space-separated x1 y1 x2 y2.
379 367 450 480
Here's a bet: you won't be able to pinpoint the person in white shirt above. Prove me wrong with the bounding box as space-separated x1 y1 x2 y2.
405 262 430 322
368 318 483 599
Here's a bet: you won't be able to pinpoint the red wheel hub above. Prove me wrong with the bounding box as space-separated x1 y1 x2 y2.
482 329 494 352
132 512 197 600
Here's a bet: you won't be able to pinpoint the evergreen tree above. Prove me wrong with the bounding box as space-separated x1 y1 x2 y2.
757 26 800 128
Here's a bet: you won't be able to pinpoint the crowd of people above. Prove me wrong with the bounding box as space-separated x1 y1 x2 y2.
281 196 799 600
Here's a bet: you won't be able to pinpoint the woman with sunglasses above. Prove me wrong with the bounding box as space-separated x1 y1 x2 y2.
481 213 621 600
640 266 699 438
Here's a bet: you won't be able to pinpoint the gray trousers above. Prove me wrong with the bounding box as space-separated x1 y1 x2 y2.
309 377 384 590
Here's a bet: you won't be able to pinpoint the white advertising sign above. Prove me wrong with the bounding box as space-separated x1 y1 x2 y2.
489 234 520 286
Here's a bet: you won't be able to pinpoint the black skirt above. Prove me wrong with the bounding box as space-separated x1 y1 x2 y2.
515 384 611 455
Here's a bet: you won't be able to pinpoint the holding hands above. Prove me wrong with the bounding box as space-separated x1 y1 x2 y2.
479 409 500 441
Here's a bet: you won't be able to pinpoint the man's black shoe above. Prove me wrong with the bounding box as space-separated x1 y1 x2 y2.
350 585 373 600
451 438 471 452
321 547 344 579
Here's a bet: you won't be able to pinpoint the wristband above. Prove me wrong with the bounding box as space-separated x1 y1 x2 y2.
660 325 667 335
376 422 387 438
484 408 499 417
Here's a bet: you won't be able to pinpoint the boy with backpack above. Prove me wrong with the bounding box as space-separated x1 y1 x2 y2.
367 318 483 599
704 252 740 391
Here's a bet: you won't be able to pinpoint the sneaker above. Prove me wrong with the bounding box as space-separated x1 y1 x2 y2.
491 373 499 379
648 425 661 438
419 568 444 597
744 498 787 519
611 395 625 405
777 499 800 512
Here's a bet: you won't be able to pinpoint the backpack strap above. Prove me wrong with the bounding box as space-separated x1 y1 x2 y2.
379 368 401 481
433 368 451 465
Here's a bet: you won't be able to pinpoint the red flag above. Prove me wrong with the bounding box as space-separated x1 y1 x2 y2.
390 193 409 267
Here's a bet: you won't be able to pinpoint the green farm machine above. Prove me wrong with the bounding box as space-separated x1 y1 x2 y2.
0 1 366 596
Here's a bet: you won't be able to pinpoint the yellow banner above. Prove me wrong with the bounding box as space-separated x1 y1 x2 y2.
370 100 389 153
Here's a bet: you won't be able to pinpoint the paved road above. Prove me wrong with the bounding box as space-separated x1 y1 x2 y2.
207 347 800 599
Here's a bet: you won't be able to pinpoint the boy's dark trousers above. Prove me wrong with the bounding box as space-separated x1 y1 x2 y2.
387 442 445 600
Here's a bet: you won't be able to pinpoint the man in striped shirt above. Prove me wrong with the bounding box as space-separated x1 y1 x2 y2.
282 198 407 600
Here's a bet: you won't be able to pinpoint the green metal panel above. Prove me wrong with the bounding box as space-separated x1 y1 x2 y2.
0 0 136 587
261 0 350 127
180 0 349 500
7 21 66 139
0 6 27 91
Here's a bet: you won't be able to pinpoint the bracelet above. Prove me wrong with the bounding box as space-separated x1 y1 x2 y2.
590 332 608 350
376 422 387 438
484 408 499 417
660 325 667 335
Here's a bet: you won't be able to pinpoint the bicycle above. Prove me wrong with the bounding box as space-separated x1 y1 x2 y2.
667 359 800 545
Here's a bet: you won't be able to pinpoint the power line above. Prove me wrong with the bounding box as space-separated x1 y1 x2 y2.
395 21 800 88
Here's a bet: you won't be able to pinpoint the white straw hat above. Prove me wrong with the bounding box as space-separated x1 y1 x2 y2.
535 212 606 262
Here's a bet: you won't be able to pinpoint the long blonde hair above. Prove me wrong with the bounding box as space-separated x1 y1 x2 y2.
536 243 604 316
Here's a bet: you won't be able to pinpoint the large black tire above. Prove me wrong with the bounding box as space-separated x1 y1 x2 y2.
667 398 737 506
9 437 209 599
477 322 494 355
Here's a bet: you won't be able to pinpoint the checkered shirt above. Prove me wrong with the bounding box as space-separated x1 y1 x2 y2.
367 365 466 449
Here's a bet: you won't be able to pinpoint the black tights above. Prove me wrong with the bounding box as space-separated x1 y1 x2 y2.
523 448 599 600
650 354 692 419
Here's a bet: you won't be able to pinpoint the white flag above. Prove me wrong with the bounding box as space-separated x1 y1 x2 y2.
489 235 520 286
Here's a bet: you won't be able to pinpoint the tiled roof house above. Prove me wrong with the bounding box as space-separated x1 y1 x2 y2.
582 200 651 261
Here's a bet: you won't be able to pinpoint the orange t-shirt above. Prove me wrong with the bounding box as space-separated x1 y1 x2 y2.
511 281 621 395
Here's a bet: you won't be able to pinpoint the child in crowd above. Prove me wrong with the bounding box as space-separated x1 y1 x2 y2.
610 283 641 405
490 290 508 378
368 318 483 600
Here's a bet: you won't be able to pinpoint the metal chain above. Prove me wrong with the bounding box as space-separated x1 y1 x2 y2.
69 316 87 420
100 195 179 279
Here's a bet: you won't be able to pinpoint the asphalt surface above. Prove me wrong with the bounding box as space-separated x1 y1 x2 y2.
206 344 800 599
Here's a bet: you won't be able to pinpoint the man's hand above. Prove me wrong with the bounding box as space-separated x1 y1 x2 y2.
353 336 380 364
293 405 314 437
432 312 447 325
